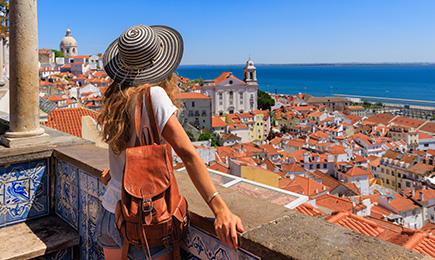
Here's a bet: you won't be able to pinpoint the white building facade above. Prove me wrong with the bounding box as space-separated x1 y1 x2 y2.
201 59 258 116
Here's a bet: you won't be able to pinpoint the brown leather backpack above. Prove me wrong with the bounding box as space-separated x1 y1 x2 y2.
115 86 189 260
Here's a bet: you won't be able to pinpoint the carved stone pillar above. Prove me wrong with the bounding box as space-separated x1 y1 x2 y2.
1 0 49 147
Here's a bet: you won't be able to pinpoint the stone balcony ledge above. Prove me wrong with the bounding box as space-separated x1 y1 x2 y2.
0 123 433 259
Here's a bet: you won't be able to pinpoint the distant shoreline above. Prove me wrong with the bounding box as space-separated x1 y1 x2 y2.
179 62 435 67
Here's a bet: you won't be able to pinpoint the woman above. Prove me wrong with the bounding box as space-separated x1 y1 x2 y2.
96 25 243 260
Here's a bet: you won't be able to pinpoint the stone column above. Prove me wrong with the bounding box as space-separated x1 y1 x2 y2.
0 36 4 85
1 0 49 147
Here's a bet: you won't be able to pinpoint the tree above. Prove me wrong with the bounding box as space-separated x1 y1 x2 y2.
51 49 64 58
280 124 289 134
362 100 371 109
257 89 275 110
192 78 203 85
375 102 383 107
198 132 216 147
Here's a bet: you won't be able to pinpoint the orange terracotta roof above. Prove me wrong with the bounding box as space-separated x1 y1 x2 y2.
212 117 228 128
279 176 329 197
402 230 435 258
229 124 248 130
259 144 279 156
177 92 211 99
214 72 245 85
42 107 99 137
208 161 229 174
419 122 435 134
315 194 354 212
282 163 306 173
387 193 420 212
294 203 327 217
366 113 396 125
407 163 435 175
269 137 283 146
392 116 426 128
325 211 385 237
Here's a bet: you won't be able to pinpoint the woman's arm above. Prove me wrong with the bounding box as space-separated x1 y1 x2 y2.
162 114 244 250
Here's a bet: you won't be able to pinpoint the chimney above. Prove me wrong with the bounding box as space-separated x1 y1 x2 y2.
387 197 392 203
412 189 415 197
419 192 424 201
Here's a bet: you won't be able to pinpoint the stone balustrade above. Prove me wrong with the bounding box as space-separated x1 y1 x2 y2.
0 122 433 260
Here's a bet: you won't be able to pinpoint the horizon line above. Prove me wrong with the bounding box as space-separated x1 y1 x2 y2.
178 62 435 66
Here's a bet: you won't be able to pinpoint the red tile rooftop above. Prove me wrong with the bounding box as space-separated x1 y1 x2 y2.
42 107 99 138
212 117 228 128
214 72 245 85
325 211 385 238
177 92 211 99
294 203 327 217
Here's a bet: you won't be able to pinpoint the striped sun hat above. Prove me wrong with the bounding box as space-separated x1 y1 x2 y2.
103 25 183 86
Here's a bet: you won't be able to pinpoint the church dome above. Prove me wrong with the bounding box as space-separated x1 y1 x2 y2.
246 58 255 69
60 29 77 47
60 29 78 58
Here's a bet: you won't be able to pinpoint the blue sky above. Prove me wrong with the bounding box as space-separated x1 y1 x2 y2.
38 0 435 65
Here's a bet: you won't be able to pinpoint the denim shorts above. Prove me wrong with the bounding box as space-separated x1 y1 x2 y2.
96 206 172 259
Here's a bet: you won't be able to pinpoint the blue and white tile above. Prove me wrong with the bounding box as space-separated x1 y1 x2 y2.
88 218 97 243
56 160 68 180
87 174 99 198
33 175 49 198
0 205 5 227
5 179 30 204
62 177 78 210
80 238 88 260
0 182 4 204
78 169 88 192
5 201 30 224
79 212 88 240
78 189 88 216
28 195 49 219
88 195 100 224
98 181 107 198
185 226 237 260
57 199 78 230
67 164 78 186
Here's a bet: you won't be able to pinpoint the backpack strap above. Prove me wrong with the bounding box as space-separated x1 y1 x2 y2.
134 86 160 146
144 86 162 145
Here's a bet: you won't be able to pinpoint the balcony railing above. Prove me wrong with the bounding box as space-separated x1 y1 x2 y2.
0 122 430 260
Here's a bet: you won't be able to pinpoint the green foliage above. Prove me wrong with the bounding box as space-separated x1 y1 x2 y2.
375 102 383 107
185 130 195 142
257 89 275 110
191 78 203 85
198 132 216 147
362 100 371 109
51 49 64 58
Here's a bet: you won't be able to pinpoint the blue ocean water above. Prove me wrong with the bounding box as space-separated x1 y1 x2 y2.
176 65 435 102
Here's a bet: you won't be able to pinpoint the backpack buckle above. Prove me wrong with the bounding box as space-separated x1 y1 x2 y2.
162 235 171 248
142 199 153 212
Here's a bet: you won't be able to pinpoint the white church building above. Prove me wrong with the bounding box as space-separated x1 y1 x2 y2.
200 59 258 116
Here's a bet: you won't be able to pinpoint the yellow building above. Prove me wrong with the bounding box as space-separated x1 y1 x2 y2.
379 150 418 191
251 110 264 141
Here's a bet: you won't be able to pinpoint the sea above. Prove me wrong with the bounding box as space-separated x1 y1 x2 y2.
176 65 435 102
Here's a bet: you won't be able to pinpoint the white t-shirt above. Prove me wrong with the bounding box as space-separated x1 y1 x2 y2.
101 86 178 213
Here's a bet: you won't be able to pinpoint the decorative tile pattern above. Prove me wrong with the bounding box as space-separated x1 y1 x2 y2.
55 159 104 259
183 226 261 260
0 159 49 226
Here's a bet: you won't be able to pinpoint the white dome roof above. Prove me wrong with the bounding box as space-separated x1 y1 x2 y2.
246 58 255 69
60 29 77 47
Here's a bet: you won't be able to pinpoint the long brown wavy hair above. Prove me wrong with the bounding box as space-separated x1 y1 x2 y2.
98 73 180 154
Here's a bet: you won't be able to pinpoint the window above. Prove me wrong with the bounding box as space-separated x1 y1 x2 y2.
192 101 195 107
381 168 384 173
316 164 320 169
195 110 200 116
229 91 234 100
398 183 401 189
229 80 233 84
386 179 390 185
398 173 401 178
310 165 313 170
406 182 411 188
202 110 206 116
392 172 395 177
188 110 193 116
323 164 327 168
386 169 390 175
219 93 223 100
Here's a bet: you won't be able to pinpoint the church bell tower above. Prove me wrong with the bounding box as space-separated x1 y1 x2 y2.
244 58 257 86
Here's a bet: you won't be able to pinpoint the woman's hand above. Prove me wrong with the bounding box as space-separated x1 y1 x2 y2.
214 208 244 250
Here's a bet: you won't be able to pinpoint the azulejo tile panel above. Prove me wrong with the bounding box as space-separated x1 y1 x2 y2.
31 246 74 260
0 159 49 227
55 159 104 259
183 226 261 260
